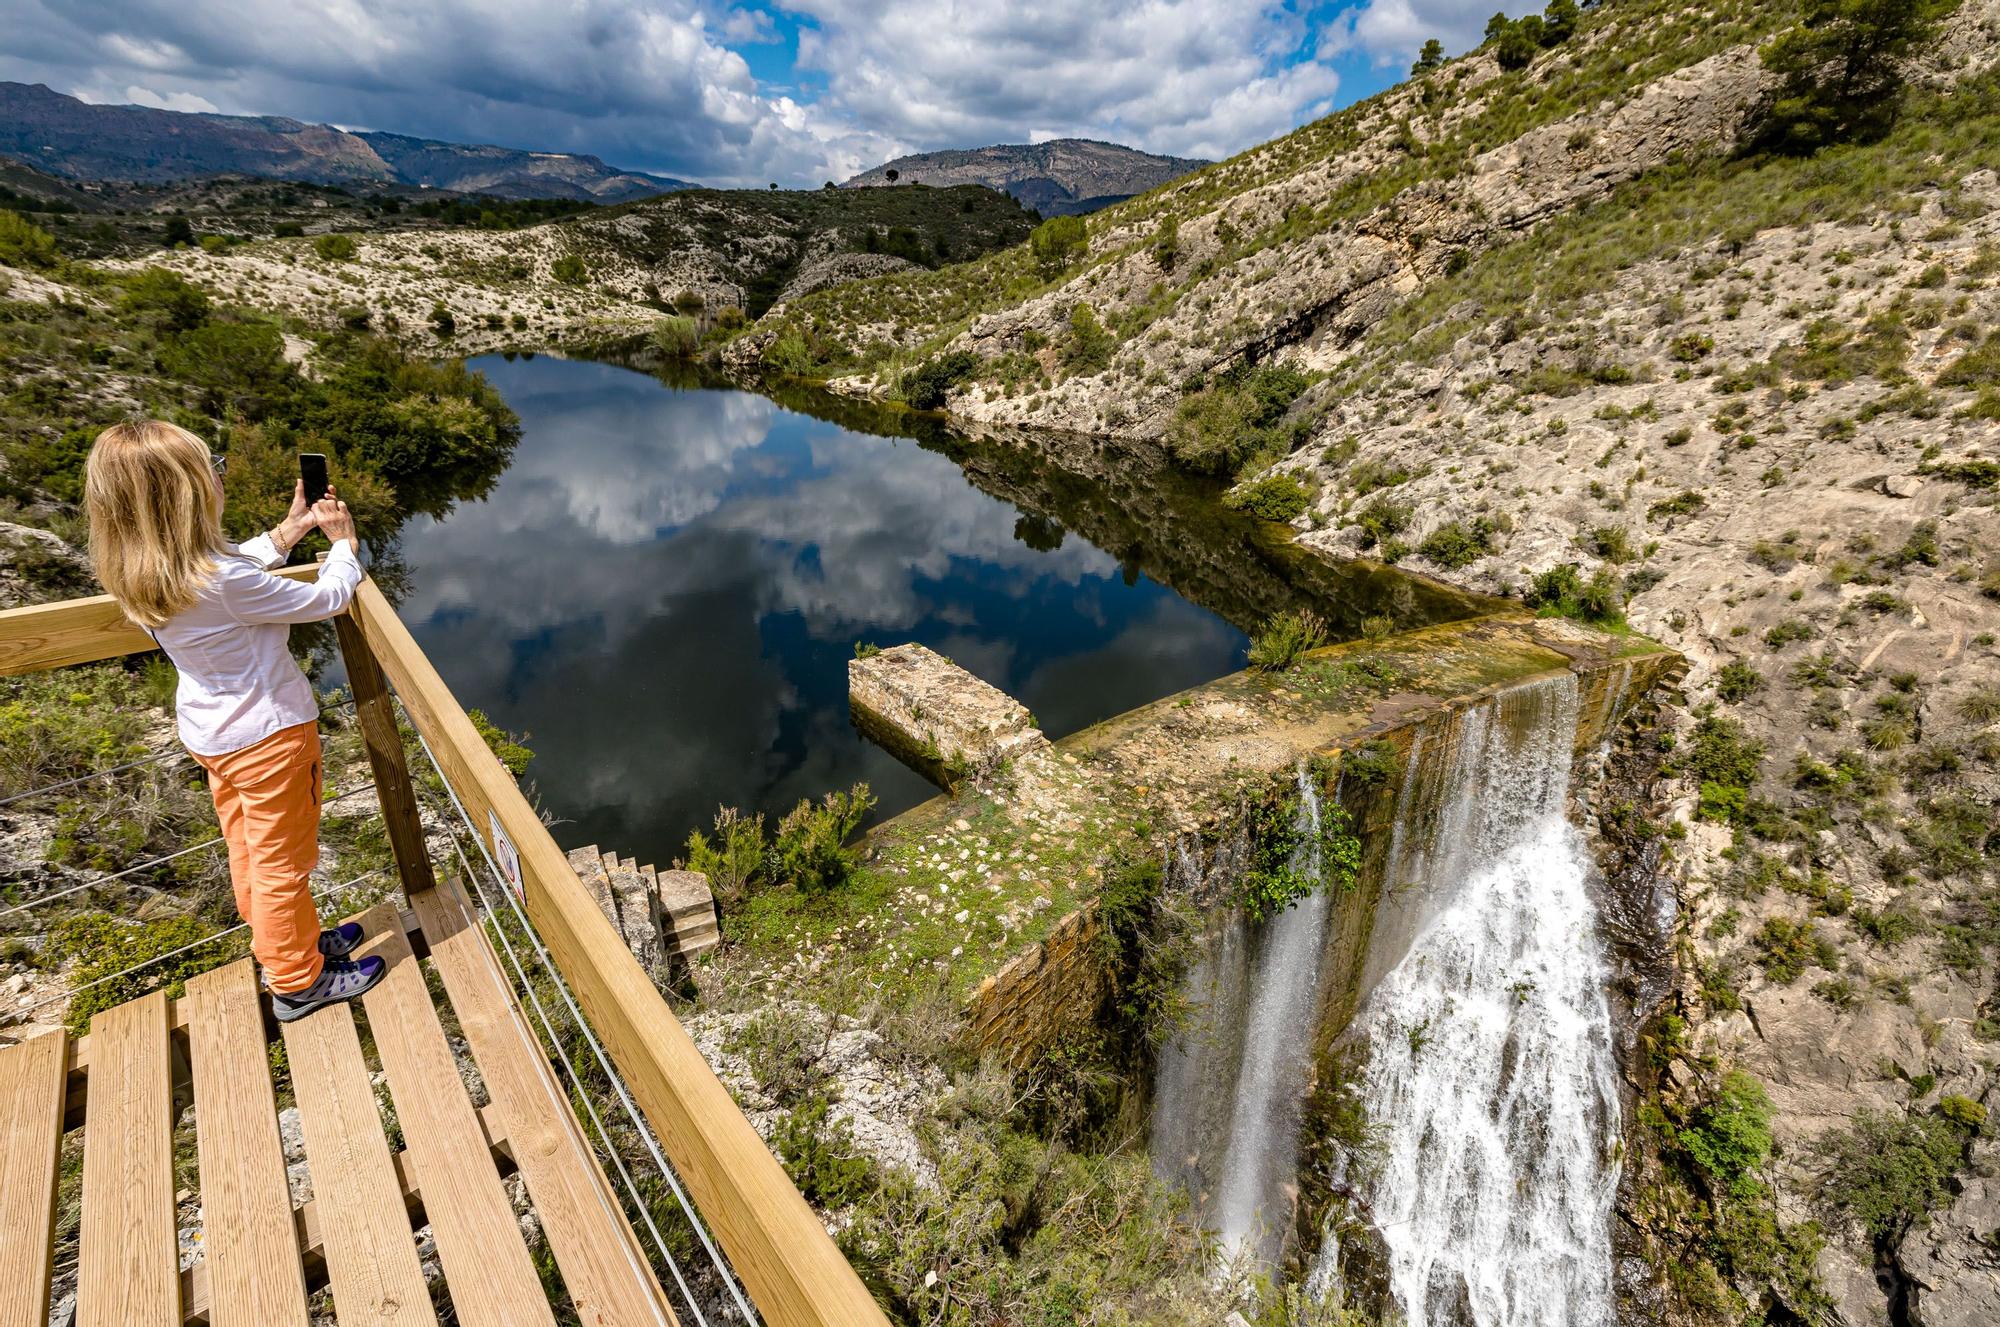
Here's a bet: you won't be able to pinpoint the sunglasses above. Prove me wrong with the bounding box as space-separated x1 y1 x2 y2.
209 452 228 478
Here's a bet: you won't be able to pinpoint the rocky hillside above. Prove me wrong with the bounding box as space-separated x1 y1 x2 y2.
121 183 1038 354
844 138 1206 215
0 81 691 200
743 2 2000 1323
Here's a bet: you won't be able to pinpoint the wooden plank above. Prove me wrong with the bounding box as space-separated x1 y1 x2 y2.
64 908 429 1131
348 575 889 1327
0 1029 68 1327
411 877 675 1327
0 566 320 676
278 1001 437 1327
353 903 553 1327
183 962 309 1327
332 612 436 900
184 1095 516 1324
78 989 179 1327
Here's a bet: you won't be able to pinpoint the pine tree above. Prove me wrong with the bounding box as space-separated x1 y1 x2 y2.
1759 0 1953 152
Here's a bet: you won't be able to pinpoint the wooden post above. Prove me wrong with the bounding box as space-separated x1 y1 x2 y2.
334 610 437 900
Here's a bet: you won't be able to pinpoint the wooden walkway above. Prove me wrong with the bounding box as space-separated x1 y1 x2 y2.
0 877 676 1327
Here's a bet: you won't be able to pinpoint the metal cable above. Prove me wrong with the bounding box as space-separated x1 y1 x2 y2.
0 697 356 812
413 731 758 1326
0 780 380 921
14 866 388 1016
437 826 700 1327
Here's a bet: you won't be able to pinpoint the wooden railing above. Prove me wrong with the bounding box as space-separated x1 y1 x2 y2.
0 571 889 1327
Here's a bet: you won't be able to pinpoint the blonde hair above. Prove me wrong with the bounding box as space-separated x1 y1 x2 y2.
85 420 226 629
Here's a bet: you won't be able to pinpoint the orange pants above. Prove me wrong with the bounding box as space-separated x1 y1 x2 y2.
194 721 325 994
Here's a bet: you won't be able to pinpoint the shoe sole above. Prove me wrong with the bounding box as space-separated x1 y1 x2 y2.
271 964 388 1023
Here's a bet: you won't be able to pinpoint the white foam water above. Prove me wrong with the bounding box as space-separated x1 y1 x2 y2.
1330 674 1622 1327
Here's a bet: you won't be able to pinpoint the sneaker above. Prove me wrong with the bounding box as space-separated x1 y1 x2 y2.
317 921 365 958
271 956 387 1023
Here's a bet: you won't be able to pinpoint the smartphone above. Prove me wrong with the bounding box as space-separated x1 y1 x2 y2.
300 453 329 506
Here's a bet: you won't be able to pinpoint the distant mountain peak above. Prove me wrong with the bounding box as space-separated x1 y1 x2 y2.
844 139 1206 216
0 81 695 203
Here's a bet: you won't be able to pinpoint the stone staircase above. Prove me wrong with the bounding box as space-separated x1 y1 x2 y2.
566 845 720 973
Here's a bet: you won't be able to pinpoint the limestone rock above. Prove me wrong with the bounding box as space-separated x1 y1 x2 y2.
1901 1145 2000 1326
849 642 1047 783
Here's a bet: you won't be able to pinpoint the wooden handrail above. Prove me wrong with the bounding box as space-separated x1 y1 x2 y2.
0 565 321 677
340 576 889 1327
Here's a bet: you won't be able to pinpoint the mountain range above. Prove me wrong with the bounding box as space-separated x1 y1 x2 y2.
843 138 1206 215
0 81 693 202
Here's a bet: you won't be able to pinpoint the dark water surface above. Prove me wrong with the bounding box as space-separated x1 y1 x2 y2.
382 355 1484 866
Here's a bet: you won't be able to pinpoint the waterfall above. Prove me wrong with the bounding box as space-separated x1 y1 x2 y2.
1325 673 1621 1327
1151 764 1334 1269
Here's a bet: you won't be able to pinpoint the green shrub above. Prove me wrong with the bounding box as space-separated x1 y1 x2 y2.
1753 916 1838 983
46 913 241 1033
1816 1108 1967 1240
681 806 766 907
1151 215 1179 271
1716 660 1765 704
652 315 699 359
468 709 533 776
312 233 357 261
1525 562 1625 625
1062 303 1115 375
1339 739 1398 788
1238 778 1361 922
1223 472 1311 522
1759 0 1945 153
0 209 59 268
1355 495 1412 549
774 1094 876 1207
1648 490 1707 519
770 783 875 895
1164 364 1312 476
1683 713 1764 825
1679 1070 1774 1198
1029 214 1087 277
1248 609 1328 671
899 350 979 409
1418 517 1498 569
551 254 587 285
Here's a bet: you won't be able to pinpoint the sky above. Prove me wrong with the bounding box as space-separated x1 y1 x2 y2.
1 1 1538 188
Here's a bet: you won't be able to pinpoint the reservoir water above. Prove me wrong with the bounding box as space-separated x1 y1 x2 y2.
378 354 1484 867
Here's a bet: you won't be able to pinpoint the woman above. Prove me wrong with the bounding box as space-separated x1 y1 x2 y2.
85 420 385 1020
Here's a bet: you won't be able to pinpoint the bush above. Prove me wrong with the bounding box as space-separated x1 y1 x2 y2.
551 254 587 285
1417 517 1497 569
899 350 979 409
1029 214 1087 277
1248 609 1328 671
1164 365 1313 477
1525 562 1625 625
1753 916 1838 982
1816 1108 1967 1240
1759 0 1946 153
1716 660 1765 704
1151 215 1179 271
1356 495 1412 549
0 209 59 268
313 233 357 261
468 709 533 776
682 807 766 907
771 783 875 896
652 315 699 359
1679 1070 1774 1198
1223 472 1311 522
1684 713 1765 825
1062 303 1115 375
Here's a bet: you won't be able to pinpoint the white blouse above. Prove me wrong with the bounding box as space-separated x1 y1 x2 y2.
153 534 363 757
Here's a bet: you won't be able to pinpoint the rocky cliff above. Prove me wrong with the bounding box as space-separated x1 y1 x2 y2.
753 2 2000 1322
844 138 1207 215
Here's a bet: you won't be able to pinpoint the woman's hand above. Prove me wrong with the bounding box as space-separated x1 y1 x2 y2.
273 478 319 552
313 485 356 546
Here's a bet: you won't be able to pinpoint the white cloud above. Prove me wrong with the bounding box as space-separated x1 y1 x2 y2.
114 83 220 113
786 0 1342 162
0 0 1479 185
1322 0 1542 67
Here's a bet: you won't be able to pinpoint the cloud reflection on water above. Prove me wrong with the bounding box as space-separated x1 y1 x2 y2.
395 356 1246 863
